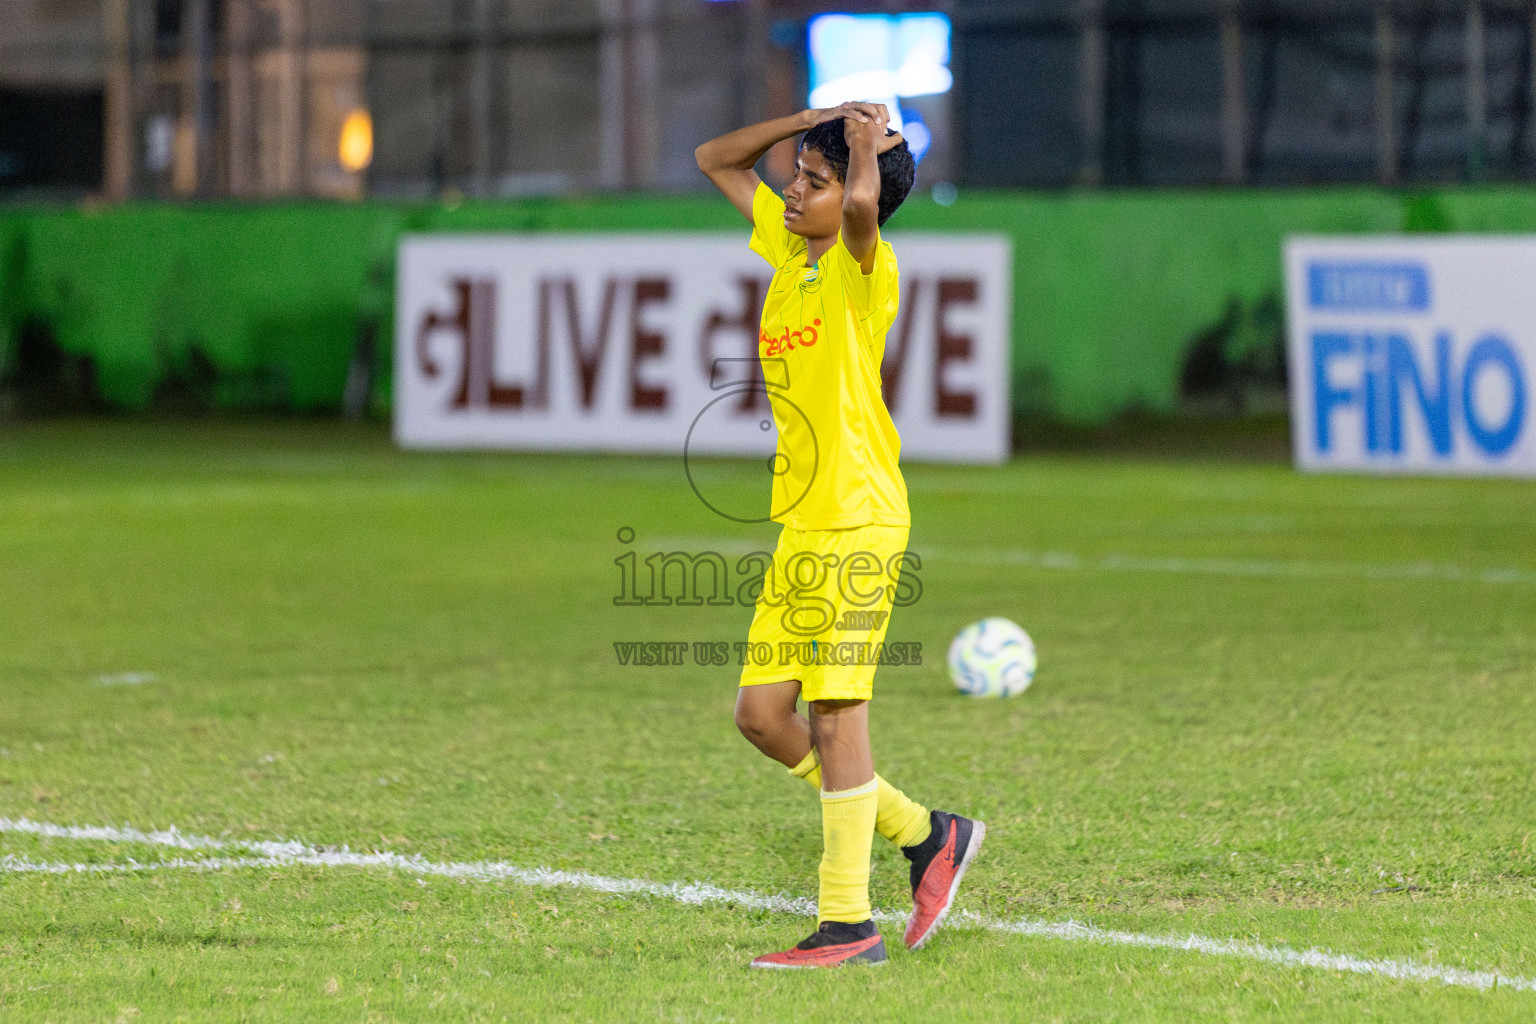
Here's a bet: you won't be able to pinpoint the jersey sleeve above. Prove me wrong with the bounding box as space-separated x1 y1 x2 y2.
748 182 793 268
835 233 899 324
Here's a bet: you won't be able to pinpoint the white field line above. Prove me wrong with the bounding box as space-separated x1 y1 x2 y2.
0 816 815 915
648 537 1536 586
95 672 157 687
937 549 1536 586
0 854 818 916
2 818 1532 995
955 911 1536 993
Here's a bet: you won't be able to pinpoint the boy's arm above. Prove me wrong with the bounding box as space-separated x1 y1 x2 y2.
694 103 876 223
840 107 905 273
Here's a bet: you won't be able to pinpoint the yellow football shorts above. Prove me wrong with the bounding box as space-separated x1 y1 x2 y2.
738 523 913 702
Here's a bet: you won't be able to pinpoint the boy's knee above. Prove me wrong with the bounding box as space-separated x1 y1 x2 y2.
734 701 773 743
735 680 803 751
733 702 756 737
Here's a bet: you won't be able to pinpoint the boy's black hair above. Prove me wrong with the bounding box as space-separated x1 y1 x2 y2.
799 118 916 227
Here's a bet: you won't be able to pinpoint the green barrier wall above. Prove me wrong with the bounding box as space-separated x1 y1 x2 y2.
3 187 1535 423
0 210 31 377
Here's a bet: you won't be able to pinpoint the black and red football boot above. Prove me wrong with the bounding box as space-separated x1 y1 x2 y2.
749 919 888 969
902 810 986 950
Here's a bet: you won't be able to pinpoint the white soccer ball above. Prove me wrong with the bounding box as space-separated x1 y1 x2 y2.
947 617 1037 698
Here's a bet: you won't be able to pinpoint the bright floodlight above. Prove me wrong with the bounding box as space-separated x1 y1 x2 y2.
807 12 953 136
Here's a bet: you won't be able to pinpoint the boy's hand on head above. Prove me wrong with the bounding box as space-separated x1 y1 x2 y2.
842 105 905 154
808 101 876 126
839 103 891 147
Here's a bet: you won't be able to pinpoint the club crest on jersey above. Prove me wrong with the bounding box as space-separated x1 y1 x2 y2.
760 319 821 358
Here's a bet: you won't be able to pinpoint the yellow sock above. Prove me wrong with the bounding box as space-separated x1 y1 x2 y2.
791 751 932 850
789 749 823 787
818 779 878 923
876 776 932 849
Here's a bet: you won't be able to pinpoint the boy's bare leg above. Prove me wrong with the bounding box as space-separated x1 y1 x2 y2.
808 700 873 790
734 680 811 768
735 688 883 803
739 687 930 850
732 685 881 788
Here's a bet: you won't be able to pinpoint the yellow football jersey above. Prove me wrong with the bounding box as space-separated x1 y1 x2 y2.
748 182 909 530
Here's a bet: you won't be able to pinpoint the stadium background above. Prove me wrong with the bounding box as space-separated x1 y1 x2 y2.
7 0 1536 427
4 3 1536 1019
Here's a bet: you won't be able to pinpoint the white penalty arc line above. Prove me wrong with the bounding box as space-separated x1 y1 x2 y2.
2 818 1532 994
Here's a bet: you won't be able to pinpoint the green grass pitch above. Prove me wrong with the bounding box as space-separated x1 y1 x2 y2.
1 420 1534 1021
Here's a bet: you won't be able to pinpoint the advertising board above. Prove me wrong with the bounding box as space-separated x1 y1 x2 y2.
1286 237 1535 476
395 234 1012 464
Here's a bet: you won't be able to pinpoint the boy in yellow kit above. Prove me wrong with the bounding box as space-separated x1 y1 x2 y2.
696 102 985 968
